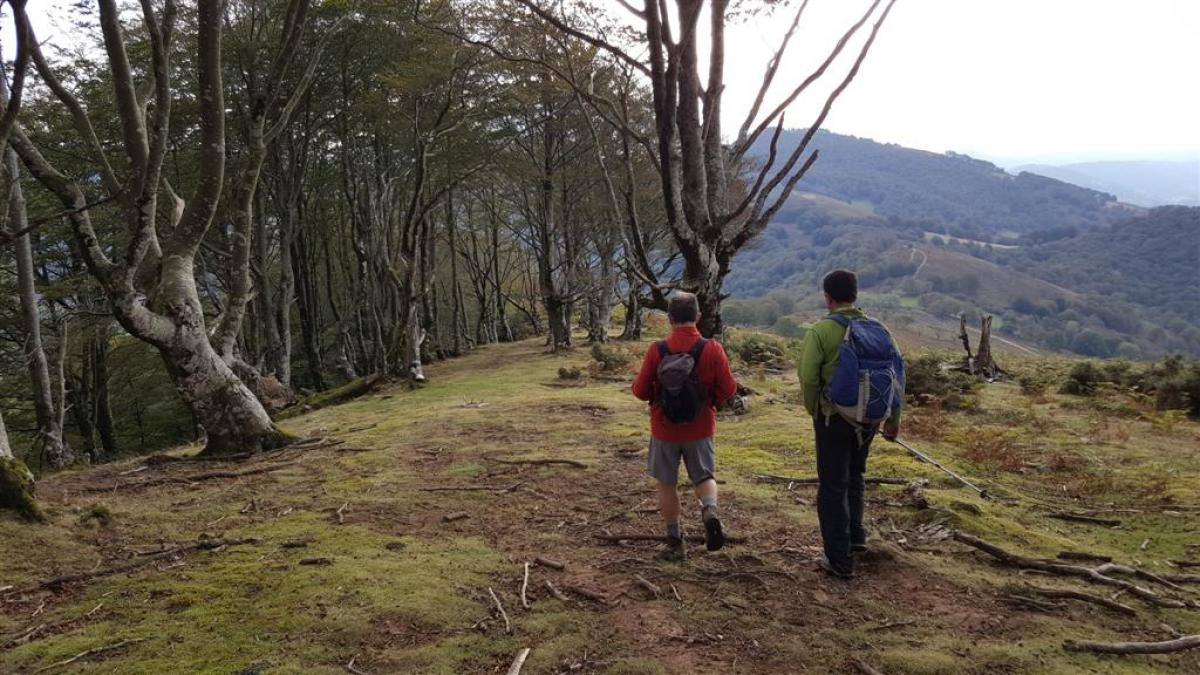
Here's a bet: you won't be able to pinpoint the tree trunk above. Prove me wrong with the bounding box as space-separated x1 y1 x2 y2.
92 332 117 456
156 257 291 456
620 283 642 341
0 413 42 521
9 152 70 468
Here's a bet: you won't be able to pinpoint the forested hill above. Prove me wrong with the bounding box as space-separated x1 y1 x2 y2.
753 129 1139 240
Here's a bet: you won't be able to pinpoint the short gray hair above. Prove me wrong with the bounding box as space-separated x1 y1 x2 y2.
667 292 699 324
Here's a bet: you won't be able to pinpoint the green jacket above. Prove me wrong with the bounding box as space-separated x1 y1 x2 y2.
799 306 903 425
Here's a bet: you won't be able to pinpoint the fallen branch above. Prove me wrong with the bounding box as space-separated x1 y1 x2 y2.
952 531 1185 608
299 557 333 566
506 647 531 675
12 538 258 594
33 637 146 673
1064 634 1200 654
520 563 531 609
488 587 511 633
595 533 746 545
634 575 662 598
335 503 349 525
420 482 523 493
1023 586 1137 616
487 456 588 469
534 556 565 570
565 584 607 604
752 474 911 486
443 512 470 523
544 580 569 602
1172 560 1200 569
1046 512 1121 527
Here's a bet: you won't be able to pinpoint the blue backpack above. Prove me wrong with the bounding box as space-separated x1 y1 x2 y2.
824 313 905 427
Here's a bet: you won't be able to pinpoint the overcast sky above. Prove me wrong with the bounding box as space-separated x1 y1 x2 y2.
11 0 1200 166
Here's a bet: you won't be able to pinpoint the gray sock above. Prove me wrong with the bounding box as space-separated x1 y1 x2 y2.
699 495 718 510
665 522 681 539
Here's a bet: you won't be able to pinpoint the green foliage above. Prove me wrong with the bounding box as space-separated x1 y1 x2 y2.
904 354 979 409
722 330 790 369
1137 355 1200 417
1060 361 1104 396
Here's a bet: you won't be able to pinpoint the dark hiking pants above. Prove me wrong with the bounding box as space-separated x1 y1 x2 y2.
814 414 876 574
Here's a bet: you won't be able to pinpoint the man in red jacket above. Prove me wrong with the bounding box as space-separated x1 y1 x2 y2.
632 292 738 560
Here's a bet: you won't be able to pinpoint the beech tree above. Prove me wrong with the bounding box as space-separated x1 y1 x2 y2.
513 0 898 336
10 0 291 455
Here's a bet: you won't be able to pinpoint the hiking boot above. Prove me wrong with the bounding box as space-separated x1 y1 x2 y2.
658 536 687 562
817 555 853 580
701 505 725 552
851 538 869 555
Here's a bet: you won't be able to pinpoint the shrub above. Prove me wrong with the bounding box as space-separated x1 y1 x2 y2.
724 330 790 370
1060 361 1103 396
590 344 630 372
557 366 582 380
1137 355 1200 417
904 354 979 410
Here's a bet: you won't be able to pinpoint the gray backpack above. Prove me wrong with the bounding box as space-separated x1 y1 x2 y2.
656 338 709 424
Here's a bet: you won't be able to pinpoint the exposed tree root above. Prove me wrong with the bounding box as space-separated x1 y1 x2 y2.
506 647 531 675
951 531 1186 608
1064 634 1200 654
488 587 511 633
1022 586 1137 616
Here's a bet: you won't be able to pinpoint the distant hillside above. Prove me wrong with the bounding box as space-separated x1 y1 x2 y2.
726 197 1200 358
1015 160 1200 207
754 130 1140 240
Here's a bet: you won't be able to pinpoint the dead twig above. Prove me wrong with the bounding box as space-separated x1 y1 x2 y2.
346 654 370 675
488 587 511 633
565 584 607 604
299 557 333 566
634 575 662 598
32 637 147 673
520 563 531 609
336 502 349 525
544 580 569 602
1064 634 1200 654
87 465 288 492
506 647 532 675
442 512 470 523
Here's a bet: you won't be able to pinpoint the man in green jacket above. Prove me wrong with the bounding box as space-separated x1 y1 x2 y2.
799 270 903 579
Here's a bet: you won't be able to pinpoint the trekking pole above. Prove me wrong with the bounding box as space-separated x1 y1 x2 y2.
890 438 989 499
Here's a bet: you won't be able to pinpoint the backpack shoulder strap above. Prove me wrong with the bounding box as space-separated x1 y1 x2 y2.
656 340 670 358
826 313 851 328
688 337 708 360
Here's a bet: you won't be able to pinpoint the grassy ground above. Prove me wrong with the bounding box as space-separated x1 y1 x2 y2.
1 334 1198 674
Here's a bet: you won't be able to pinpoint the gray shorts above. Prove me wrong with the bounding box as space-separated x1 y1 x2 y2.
648 437 716 486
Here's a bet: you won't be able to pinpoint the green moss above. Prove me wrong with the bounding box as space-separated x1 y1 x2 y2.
0 457 44 522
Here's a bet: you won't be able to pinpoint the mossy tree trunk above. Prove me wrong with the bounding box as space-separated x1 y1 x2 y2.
0 413 43 522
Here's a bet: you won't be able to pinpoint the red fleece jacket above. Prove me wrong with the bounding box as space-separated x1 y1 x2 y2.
631 326 738 442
